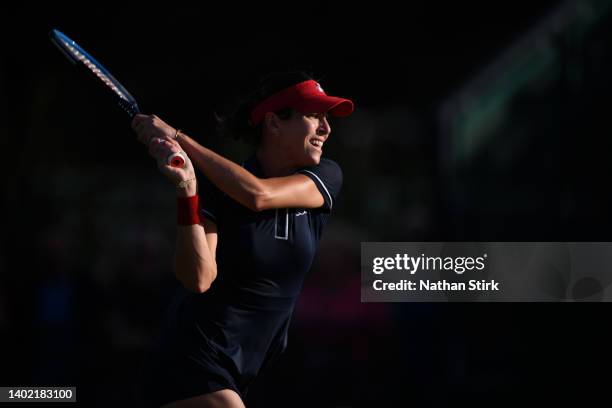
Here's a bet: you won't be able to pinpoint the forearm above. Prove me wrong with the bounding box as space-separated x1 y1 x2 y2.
175 224 217 293
174 185 216 293
176 132 264 210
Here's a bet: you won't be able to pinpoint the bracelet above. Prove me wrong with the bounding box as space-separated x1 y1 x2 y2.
173 128 182 140
177 195 200 225
177 177 197 189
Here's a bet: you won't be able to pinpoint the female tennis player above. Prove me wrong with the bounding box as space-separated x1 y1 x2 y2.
132 71 354 407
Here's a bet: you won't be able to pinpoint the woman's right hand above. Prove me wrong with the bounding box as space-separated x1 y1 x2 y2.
148 137 197 196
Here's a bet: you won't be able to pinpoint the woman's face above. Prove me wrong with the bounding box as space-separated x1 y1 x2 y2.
273 111 331 167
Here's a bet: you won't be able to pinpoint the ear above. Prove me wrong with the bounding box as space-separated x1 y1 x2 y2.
263 112 281 135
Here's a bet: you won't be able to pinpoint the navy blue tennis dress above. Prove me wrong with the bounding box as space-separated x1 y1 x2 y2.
142 154 342 406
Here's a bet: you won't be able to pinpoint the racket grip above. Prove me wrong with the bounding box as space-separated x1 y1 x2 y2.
167 152 186 168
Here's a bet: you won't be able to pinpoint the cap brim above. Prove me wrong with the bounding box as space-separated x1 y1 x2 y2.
293 95 354 117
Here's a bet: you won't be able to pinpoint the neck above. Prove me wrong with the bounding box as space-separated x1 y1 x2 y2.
256 146 296 178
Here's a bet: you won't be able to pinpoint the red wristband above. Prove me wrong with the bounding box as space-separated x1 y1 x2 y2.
177 195 200 226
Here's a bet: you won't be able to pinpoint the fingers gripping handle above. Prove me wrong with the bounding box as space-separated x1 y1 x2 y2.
167 152 186 168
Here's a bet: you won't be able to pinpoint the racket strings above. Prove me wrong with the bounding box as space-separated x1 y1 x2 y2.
62 41 128 101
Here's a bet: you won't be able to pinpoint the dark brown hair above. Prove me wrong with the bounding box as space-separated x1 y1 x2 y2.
215 71 316 145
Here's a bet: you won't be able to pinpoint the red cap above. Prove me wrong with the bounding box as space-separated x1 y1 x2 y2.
250 80 354 126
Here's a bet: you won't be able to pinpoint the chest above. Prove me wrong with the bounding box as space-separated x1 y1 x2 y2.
216 201 323 280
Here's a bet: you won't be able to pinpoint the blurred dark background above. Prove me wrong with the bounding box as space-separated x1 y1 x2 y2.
2 1 612 406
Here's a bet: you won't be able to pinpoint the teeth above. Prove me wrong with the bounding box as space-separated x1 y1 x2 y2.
311 140 323 147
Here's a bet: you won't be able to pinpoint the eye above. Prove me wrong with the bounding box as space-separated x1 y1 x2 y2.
306 113 328 120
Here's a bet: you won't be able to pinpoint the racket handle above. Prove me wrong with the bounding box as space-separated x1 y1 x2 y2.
167 152 186 168
119 99 140 118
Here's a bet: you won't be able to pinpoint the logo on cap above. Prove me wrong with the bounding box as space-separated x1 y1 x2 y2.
315 82 325 94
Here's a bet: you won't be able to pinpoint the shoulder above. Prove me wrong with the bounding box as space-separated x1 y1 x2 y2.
297 158 343 181
319 158 342 174
296 157 343 212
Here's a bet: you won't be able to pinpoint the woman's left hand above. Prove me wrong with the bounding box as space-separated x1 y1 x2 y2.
131 113 196 188
131 114 177 145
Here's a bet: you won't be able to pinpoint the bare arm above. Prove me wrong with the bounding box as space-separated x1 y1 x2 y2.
131 114 324 211
175 207 218 293
140 130 218 293
177 132 324 211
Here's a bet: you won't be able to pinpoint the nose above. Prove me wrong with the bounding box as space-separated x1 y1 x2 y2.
317 115 331 137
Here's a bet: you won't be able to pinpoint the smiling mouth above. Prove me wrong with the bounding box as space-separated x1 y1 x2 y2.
310 139 323 149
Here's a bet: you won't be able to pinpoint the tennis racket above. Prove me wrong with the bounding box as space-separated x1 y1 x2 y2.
49 29 186 168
